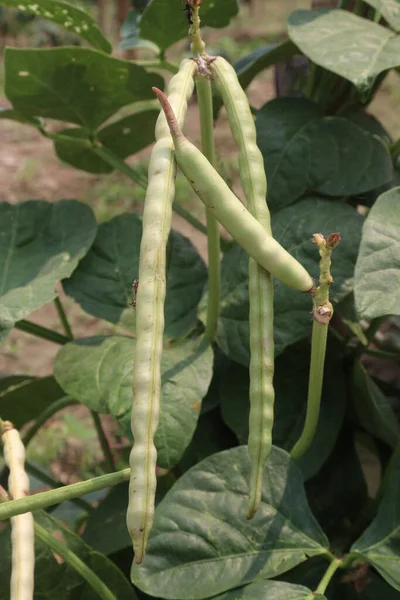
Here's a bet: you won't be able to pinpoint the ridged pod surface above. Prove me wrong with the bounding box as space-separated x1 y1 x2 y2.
2 423 34 600
127 59 197 564
211 56 274 518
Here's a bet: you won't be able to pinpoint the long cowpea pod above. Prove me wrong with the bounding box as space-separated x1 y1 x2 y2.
211 56 274 518
127 59 197 565
1 420 34 600
153 88 314 293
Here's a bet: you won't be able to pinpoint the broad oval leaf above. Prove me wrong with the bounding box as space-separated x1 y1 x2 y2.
288 9 400 95
131 446 329 599
139 0 238 52
4 46 163 131
363 0 400 32
54 335 213 468
54 109 158 173
220 340 347 480
0 200 97 334
351 447 400 591
54 109 157 173
256 97 392 211
211 580 319 600
0 509 137 599
352 361 400 448
354 187 400 319
0 0 111 52
63 213 207 337
200 197 363 365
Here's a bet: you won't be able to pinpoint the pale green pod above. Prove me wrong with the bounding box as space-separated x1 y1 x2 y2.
211 57 275 518
153 89 313 293
2 423 34 600
127 59 197 565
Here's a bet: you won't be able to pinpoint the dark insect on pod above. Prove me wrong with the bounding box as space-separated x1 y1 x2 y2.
183 0 193 25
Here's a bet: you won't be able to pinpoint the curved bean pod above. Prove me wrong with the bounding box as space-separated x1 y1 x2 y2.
127 59 197 565
211 56 274 518
1 420 34 600
153 88 314 293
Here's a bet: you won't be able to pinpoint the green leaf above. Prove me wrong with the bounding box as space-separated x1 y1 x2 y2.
256 97 392 211
351 361 400 448
4 46 163 131
363 0 400 32
0 200 97 333
352 447 400 591
82 475 175 555
201 197 363 365
288 9 400 95
210 580 318 600
120 7 159 52
0 376 66 428
54 335 213 468
354 187 400 319
54 109 158 173
139 0 238 51
0 510 137 599
131 446 329 599
234 40 298 90
0 0 111 53
305 428 368 544
220 340 347 480
0 107 42 127
63 213 207 338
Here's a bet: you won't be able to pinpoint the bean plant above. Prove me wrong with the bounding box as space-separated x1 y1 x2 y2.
0 0 400 599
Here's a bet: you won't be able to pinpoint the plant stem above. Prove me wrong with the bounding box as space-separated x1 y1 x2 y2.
33 520 117 600
90 411 116 472
390 137 400 157
22 397 78 447
0 468 130 520
14 320 70 345
315 558 342 595
24 461 93 512
362 348 400 361
291 233 340 462
93 145 148 188
304 61 318 99
196 75 221 343
291 319 329 461
54 296 73 339
132 59 179 74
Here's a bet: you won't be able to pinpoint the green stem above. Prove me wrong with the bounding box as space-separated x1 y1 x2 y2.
132 59 179 74
354 0 363 15
291 233 340 462
290 320 329 461
90 411 116 472
0 468 130 520
315 558 342 595
362 348 400 361
196 76 221 343
54 296 73 339
33 521 117 600
304 61 318 99
93 145 148 188
24 461 93 512
390 137 400 157
22 397 78 447
14 320 70 345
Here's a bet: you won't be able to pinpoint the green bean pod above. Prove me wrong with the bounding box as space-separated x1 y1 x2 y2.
127 59 197 565
153 88 314 293
211 56 274 518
